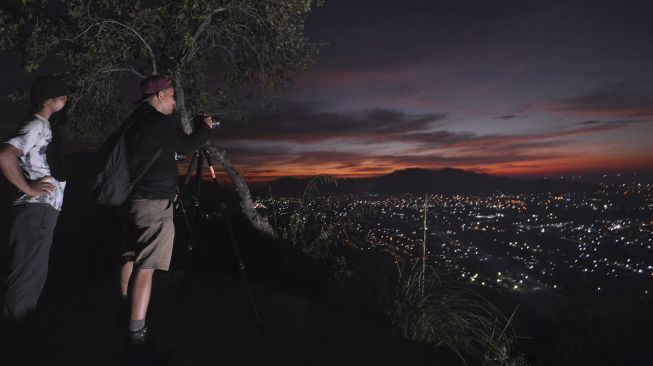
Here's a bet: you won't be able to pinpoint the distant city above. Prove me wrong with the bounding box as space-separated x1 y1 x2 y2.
255 180 653 297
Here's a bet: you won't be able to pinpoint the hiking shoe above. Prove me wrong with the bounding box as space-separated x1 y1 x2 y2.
127 326 149 345
123 327 173 364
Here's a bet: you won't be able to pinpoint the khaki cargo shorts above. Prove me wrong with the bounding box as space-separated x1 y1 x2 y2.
121 198 175 271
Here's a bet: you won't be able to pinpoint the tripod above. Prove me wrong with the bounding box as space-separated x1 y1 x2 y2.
175 146 262 331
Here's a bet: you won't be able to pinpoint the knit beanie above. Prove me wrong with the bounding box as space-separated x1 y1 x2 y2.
30 76 68 105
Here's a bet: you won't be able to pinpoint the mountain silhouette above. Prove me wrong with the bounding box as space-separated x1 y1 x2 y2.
262 168 597 196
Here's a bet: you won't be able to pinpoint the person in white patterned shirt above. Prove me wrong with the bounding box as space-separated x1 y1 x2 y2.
0 75 68 326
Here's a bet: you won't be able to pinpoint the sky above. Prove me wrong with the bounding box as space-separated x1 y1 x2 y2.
1 0 652 183
213 0 653 182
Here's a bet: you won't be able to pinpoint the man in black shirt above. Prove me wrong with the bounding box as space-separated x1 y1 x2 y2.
120 75 211 354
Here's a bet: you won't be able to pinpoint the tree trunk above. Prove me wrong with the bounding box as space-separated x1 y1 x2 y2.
173 71 276 238
174 71 193 134
209 146 277 238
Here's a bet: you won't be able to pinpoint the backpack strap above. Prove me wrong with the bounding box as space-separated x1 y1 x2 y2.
121 107 163 186
131 146 164 185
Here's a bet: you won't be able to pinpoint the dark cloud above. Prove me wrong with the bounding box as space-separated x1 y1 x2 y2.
217 105 640 180
217 104 446 143
449 122 632 152
390 130 477 145
222 105 627 153
488 141 568 152
385 152 567 166
576 119 650 127
495 115 517 120
555 82 653 117
223 145 365 166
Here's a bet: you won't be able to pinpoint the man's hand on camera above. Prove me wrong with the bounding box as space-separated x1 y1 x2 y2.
201 116 212 129
194 114 213 129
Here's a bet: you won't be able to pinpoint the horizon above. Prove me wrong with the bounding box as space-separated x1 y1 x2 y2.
194 164 653 185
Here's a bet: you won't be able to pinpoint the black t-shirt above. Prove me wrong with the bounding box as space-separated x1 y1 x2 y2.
125 104 210 199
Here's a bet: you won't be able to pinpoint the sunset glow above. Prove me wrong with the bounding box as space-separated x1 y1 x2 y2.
206 1 653 183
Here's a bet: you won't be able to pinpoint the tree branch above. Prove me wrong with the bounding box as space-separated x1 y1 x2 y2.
224 29 266 85
99 66 146 79
181 7 229 65
103 19 157 75
237 4 263 24
56 18 157 75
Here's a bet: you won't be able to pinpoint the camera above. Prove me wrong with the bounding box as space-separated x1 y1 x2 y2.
195 113 220 129
210 116 221 129
196 114 221 129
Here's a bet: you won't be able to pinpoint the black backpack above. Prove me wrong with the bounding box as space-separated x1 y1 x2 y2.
88 115 162 206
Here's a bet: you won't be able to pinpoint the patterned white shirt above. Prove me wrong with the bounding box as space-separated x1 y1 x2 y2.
5 114 66 211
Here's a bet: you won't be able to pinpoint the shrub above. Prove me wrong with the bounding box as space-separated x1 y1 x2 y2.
389 261 527 366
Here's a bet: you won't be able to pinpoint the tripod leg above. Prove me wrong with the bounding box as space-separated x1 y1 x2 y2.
177 151 203 300
202 148 263 333
177 150 201 208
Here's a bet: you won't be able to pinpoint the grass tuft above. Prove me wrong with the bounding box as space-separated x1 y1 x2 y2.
389 262 528 366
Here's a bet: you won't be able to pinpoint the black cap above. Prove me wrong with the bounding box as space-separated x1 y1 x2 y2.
30 76 68 105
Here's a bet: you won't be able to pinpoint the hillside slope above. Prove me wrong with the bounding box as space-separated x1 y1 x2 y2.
6 271 461 365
